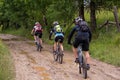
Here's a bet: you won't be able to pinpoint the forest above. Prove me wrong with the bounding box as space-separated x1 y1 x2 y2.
0 0 119 33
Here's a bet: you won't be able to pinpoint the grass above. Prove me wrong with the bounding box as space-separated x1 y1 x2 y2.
0 40 15 80
90 31 120 66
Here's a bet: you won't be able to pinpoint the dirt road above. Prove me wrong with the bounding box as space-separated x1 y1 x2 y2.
0 34 120 80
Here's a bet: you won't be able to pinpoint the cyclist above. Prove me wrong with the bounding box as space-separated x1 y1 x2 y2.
31 22 43 48
68 17 92 70
49 21 64 54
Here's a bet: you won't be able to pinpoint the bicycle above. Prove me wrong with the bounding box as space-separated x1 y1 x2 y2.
53 39 64 64
35 34 42 52
77 44 88 79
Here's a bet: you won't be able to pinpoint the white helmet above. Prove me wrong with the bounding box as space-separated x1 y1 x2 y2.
35 22 39 25
53 21 59 26
75 17 83 23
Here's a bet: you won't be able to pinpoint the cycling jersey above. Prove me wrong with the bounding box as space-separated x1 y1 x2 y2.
49 25 64 40
53 25 64 38
33 24 42 32
68 24 92 44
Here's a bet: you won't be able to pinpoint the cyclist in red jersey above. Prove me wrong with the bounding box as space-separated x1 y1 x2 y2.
31 22 43 48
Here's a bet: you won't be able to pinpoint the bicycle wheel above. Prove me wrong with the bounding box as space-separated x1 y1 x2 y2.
53 52 58 61
82 66 87 79
58 53 63 64
36 43 39 51
39 44 42 52
79 63 82 74
82 60 87 79
78 52 83 74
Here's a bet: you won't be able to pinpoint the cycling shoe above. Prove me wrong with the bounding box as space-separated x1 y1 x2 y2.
75 58 79 63
86 64 90 70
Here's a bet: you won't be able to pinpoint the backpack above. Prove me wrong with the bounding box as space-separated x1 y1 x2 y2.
55 25 62 32
79 21 89 32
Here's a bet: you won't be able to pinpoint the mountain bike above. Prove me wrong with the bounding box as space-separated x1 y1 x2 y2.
78 44 88 79
53 39 63 64
35 34 42 52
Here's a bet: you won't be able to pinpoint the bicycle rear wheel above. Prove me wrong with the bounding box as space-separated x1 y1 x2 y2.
79 63 82 74
53 52 58 61
82 61 87 79
58 53 63 64
82 66 87 79
36 44 41 52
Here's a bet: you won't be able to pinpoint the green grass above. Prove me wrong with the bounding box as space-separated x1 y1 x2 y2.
90 32 120 66
0 40 15 80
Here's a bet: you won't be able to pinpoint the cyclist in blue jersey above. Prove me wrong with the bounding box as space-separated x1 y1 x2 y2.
49 21 64 54
68 17 92 70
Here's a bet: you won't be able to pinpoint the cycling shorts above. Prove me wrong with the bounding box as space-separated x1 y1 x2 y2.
35 31 42 38
73 38 89 51
55 36 64 43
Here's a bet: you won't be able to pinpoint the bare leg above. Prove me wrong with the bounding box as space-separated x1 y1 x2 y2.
60 43 64 51
54 42 57 51
34 36 37 42
39 38 42 45
84 51 90 64
72 46 78 58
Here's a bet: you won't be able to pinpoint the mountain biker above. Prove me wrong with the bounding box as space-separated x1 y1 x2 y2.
31 22 43 48
49 21 64 54
68 17 92 70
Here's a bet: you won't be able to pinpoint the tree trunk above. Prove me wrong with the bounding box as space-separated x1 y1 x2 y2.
113 6 120 32
43 15 48 26
78 0 85 20
90 1 97 32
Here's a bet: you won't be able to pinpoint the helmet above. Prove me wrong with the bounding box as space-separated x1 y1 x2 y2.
53 21 59 26
35 22 40 25
75 17 83 23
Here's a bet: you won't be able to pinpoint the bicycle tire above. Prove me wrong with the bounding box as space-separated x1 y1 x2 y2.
82 66 87 79
39 44 42 52
82 60 87 79
53 52 58 61
36 43 39 51
58 54 63 64
79 63 82 74
36 43 41 52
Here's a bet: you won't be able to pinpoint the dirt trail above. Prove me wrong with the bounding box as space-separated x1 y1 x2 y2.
0 34 120 80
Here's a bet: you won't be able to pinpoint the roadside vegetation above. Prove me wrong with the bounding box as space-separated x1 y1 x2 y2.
0 40 15 80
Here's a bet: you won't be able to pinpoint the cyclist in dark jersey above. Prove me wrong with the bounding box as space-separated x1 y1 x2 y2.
68 17 92 70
